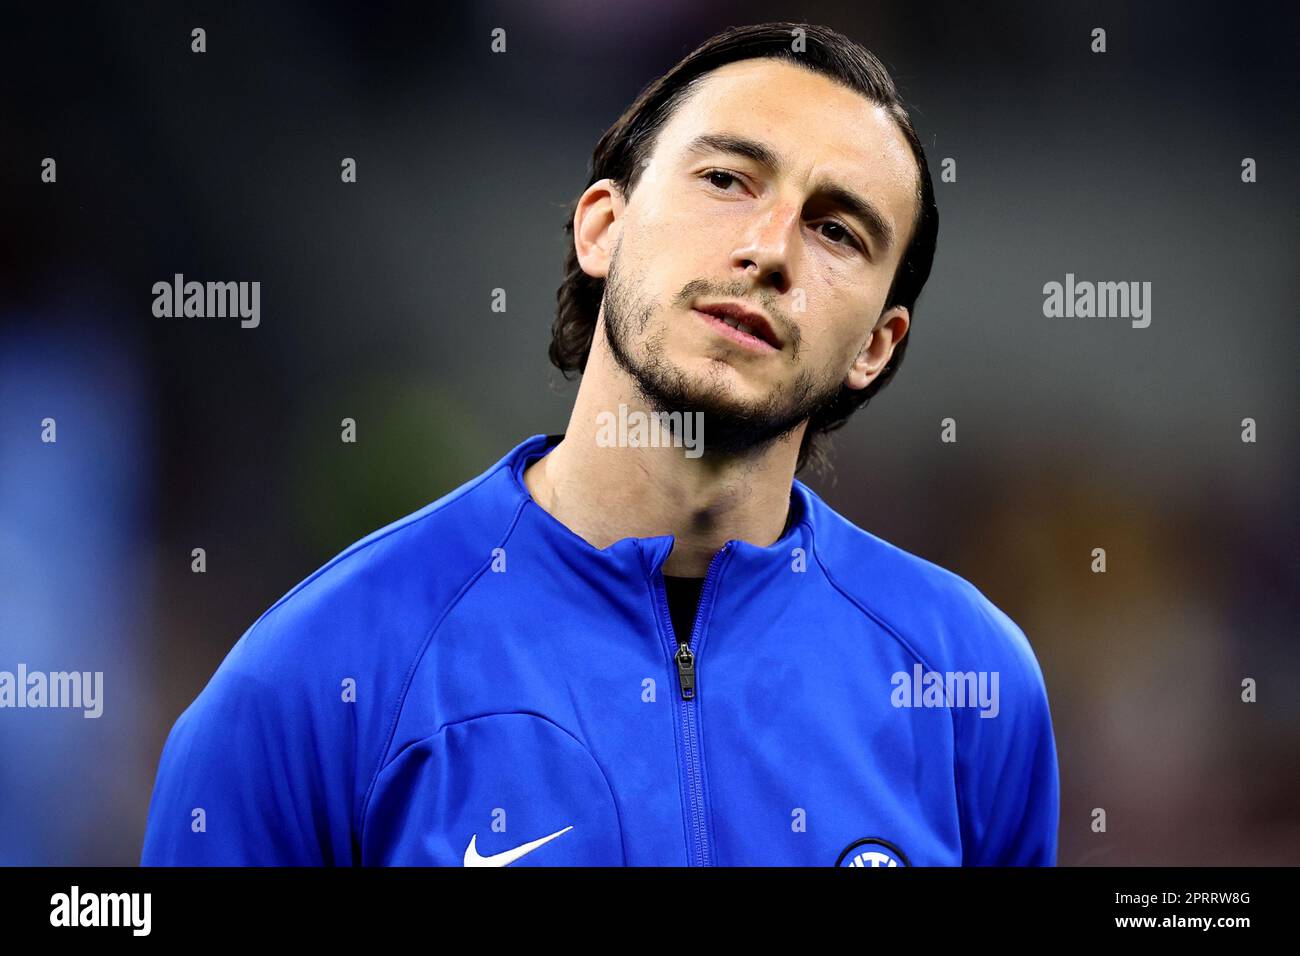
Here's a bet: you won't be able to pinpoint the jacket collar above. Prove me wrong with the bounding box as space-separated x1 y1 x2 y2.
502 433 816 579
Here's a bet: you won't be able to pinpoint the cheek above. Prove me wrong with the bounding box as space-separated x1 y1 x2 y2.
621 203 690 267
800 292 879 366
633 180 703 231
643 185 747 250
624 207 726 292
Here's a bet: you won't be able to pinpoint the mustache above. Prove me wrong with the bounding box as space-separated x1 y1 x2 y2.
675 279 801 355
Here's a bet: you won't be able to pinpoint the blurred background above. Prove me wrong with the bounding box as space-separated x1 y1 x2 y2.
1 0 1297 865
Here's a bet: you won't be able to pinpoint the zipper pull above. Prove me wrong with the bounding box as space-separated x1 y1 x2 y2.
675 641 696 700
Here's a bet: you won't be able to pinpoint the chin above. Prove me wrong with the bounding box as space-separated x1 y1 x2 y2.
676 374 780 418
677 347 763 380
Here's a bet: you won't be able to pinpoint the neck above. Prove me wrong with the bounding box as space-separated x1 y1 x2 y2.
524 334 803 576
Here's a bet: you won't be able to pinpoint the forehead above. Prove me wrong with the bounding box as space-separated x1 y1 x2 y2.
652 57 919 245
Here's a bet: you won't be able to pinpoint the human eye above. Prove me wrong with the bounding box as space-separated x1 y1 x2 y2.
699 168 748 193
816 218 864 254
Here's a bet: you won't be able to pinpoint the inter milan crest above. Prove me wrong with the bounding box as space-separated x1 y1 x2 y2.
836 837 910 867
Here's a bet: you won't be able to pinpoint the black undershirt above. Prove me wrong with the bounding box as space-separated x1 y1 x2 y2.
538 435 800 644
662 575 707 646
662 501 798 645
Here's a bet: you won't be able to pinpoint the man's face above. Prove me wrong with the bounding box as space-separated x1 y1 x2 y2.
592 57 919 457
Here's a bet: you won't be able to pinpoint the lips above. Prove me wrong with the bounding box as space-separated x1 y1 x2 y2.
693 301 781 350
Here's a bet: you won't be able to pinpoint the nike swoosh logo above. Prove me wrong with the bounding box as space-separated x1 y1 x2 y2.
463 825 574 867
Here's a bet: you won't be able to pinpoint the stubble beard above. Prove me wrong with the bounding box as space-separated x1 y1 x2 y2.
600 245 847 460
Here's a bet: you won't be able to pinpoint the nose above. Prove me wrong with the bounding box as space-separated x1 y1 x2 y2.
731 198 799 295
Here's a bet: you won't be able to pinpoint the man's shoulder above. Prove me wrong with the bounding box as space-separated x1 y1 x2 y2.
148 445 535 851
803 486 1043 679
216 446 526 690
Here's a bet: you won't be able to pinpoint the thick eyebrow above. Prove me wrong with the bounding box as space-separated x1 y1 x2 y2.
682 132 896 254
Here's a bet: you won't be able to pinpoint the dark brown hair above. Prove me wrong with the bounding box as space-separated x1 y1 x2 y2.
549 22 939 473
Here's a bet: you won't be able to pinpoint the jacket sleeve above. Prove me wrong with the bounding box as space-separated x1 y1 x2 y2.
140 623 347 866
954 612 1061 866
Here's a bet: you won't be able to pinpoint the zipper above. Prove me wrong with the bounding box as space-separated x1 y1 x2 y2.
675 642 695 699
655 541 732 866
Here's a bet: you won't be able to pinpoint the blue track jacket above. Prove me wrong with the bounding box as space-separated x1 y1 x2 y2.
141 433 1059 866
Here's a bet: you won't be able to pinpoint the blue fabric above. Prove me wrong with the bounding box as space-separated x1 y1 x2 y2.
141 433 1059 866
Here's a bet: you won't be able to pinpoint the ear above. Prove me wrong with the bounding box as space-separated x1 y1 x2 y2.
573 178 626 280
844 305 910 391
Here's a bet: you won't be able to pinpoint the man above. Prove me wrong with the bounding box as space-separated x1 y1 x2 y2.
142 22 1058 867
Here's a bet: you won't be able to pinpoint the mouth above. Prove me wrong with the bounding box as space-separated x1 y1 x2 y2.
692 301 781 353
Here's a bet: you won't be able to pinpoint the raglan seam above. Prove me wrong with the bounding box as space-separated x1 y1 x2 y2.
809 530 969 865
354 491 530 846
246 454 515 640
